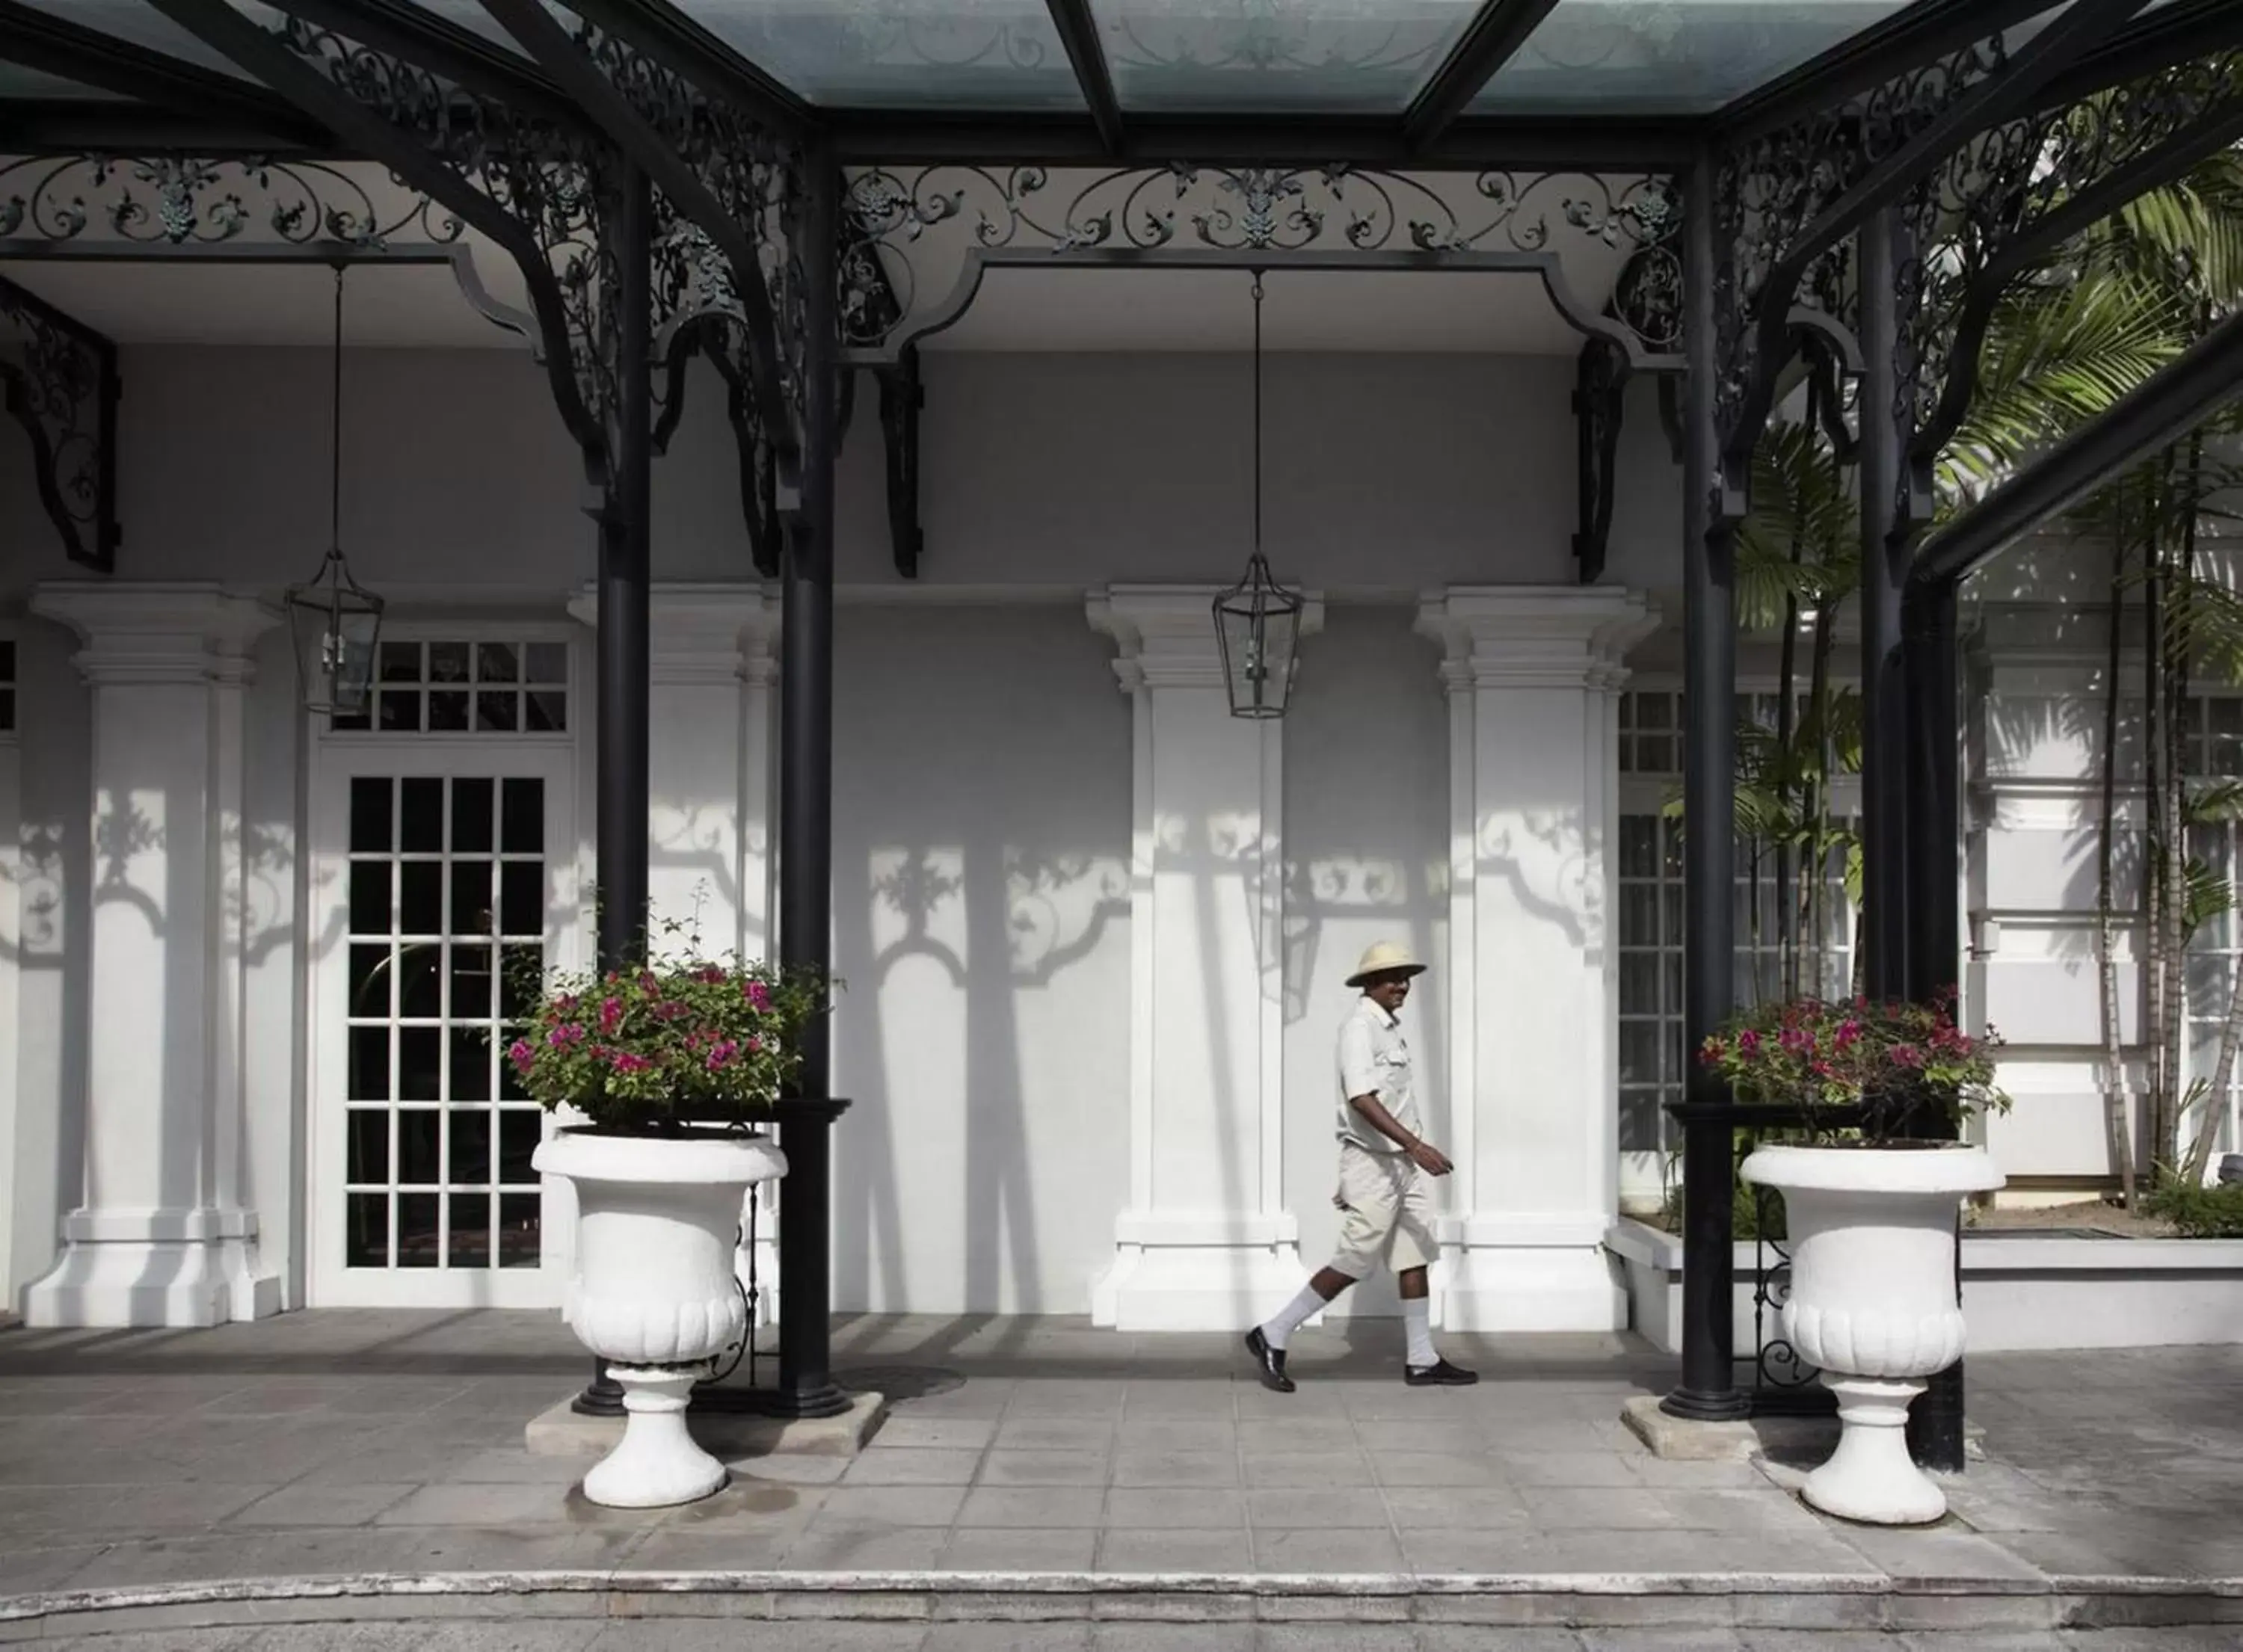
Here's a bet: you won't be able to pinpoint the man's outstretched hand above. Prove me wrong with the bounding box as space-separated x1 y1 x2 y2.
1408 1141 1454 1177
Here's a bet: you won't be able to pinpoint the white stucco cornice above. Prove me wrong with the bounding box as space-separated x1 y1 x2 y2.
1086 584 1326 692
31 582 280 687
1414 585 1658 692
568 582 780 688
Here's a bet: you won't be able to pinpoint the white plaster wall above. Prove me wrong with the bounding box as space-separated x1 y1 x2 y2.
1279 606 1450 1316
828 602 1133 1315
3 620 87 1316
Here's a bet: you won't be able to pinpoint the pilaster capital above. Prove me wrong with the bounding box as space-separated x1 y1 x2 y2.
569 582 781 687
1087 584 1326 692
31 582 280 688
1415 585 1656 692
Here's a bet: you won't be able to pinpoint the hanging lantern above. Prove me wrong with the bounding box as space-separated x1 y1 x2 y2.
286 265 383 717
1213 272 1303 718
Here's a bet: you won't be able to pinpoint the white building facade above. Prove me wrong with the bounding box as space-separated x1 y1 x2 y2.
0 190 2228 1333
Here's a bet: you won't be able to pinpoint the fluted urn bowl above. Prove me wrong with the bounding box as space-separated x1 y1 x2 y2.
534 1127 788 1508
1740 1142 2004 1526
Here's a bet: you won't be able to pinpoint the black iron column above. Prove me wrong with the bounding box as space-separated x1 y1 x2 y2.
572 160 655 1420
1858 206 1912 1000
1664 152 1750 1424
1904 577 1969 1472
772 145 851 1421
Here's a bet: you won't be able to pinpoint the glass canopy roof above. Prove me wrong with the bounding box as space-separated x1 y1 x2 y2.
0 0 2182 146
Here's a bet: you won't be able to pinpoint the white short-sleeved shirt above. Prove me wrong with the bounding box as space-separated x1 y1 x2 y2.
1336 996 1418 1153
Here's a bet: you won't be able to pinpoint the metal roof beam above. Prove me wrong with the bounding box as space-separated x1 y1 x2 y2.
260 0 588 127
1403 0 1561 152
0 0 327 147
1041 0 1123 153
559 0 812 138
1910 305 2243 595
2033 0 2243 108
831 111 1695 170
1720 0 2054 141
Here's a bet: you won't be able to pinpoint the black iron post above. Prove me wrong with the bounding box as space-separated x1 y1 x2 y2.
1663 152 1750 1424
570 159 654 1420
1904 578 1969 1471
771 145 851 1422
1858 205 1912 1002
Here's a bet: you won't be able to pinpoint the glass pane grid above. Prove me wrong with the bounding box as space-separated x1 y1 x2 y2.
1092 0 1483 114
1471 0 1916 116
2182 714 2243 1159
673 0 1087 110
343 774 545 1273
329 638 569 736
1618 809 1856 1159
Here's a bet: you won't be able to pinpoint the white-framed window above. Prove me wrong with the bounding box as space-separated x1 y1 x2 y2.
2180 690 2243 1163
327 635 571 737
1616 686 1860 1166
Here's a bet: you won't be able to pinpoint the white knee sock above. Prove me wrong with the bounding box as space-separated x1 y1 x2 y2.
1403 1298 1436 1369
1259 1283 1329 1351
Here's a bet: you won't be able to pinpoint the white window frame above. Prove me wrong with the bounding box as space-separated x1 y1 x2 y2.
304 623 586 1308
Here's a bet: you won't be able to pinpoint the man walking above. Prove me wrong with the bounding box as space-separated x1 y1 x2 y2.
1244 943 1477 1392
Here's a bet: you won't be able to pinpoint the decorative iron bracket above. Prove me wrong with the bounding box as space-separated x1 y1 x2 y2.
1709 0 2150 523
876 344 924 579
1571 335 1625 585
0 273 117 572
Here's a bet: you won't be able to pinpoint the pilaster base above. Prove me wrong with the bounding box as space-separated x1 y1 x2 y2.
1437 1239 1627 1333
1092 1232 1306 1333
24 1210 278 1327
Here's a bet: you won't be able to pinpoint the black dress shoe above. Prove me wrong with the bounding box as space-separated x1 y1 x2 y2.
1404 1357 1479 1387
1243 1327 1295 1393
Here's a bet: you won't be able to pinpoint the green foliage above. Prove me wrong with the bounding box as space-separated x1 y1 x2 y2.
1661 1168 1787 1242
1699 990 2010 1144
2141 1176 2243 1239
495 925 836 1134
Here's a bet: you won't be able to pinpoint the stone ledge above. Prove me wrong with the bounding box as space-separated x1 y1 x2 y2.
3 1568 2238 1641
1619 1393 1987 1463
523 1390 885 1460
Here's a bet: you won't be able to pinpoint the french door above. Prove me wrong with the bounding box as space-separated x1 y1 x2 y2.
310 746 579 1307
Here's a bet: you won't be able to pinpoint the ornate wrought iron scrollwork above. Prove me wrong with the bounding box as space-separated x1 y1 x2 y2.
209 1 634 491
1710 28 2019 493
841 164 1683 353
1898 42 2243 485
0 275 117 572
1572 335 1626 585
0 152 464 249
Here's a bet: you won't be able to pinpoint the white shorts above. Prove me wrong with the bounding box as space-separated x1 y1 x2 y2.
1328 1141 1436 1278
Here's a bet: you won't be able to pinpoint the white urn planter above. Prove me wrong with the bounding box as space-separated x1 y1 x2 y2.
534 1128 789 1509
1740 1142 2005 1526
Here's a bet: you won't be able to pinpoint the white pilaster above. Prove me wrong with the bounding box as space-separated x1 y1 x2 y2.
570 582 781 1320
1415 586 1655 1332
1087 585 1324 1330
24 583 283 1327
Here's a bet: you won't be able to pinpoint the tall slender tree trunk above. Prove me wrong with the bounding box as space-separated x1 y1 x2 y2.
2098 530 2136 1206
2162 458 2194 1176
1801 607 1839 997
2143 477 2169 1194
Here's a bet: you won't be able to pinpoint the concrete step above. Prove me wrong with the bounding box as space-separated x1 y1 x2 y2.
4 1569 2238 1643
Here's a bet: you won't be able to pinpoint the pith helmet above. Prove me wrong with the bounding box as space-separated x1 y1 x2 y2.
1346 942 1427 989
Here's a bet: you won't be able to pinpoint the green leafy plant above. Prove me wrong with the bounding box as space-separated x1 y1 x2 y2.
497 934 835 1134
1699 990 2010 1144
2141 1177 2243 1239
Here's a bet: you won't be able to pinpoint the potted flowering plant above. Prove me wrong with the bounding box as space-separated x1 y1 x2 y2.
1701 990 2009 1527
514 946 832 1510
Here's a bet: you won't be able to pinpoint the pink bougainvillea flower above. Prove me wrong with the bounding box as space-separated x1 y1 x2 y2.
611 1051 651 1073
1890 1044 1924 1069
547 1023 585 1048
700 965 726 984
743 980 772 1011
508 1040 534 1068
599 996 623 1033
1737 1029 1761 1056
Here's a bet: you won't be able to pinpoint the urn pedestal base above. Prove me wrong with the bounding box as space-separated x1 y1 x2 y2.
583 1363 725 1509
1803 1374 1946 1526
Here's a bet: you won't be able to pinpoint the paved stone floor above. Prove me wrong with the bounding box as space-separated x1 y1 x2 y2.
0 1311 2235 1621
